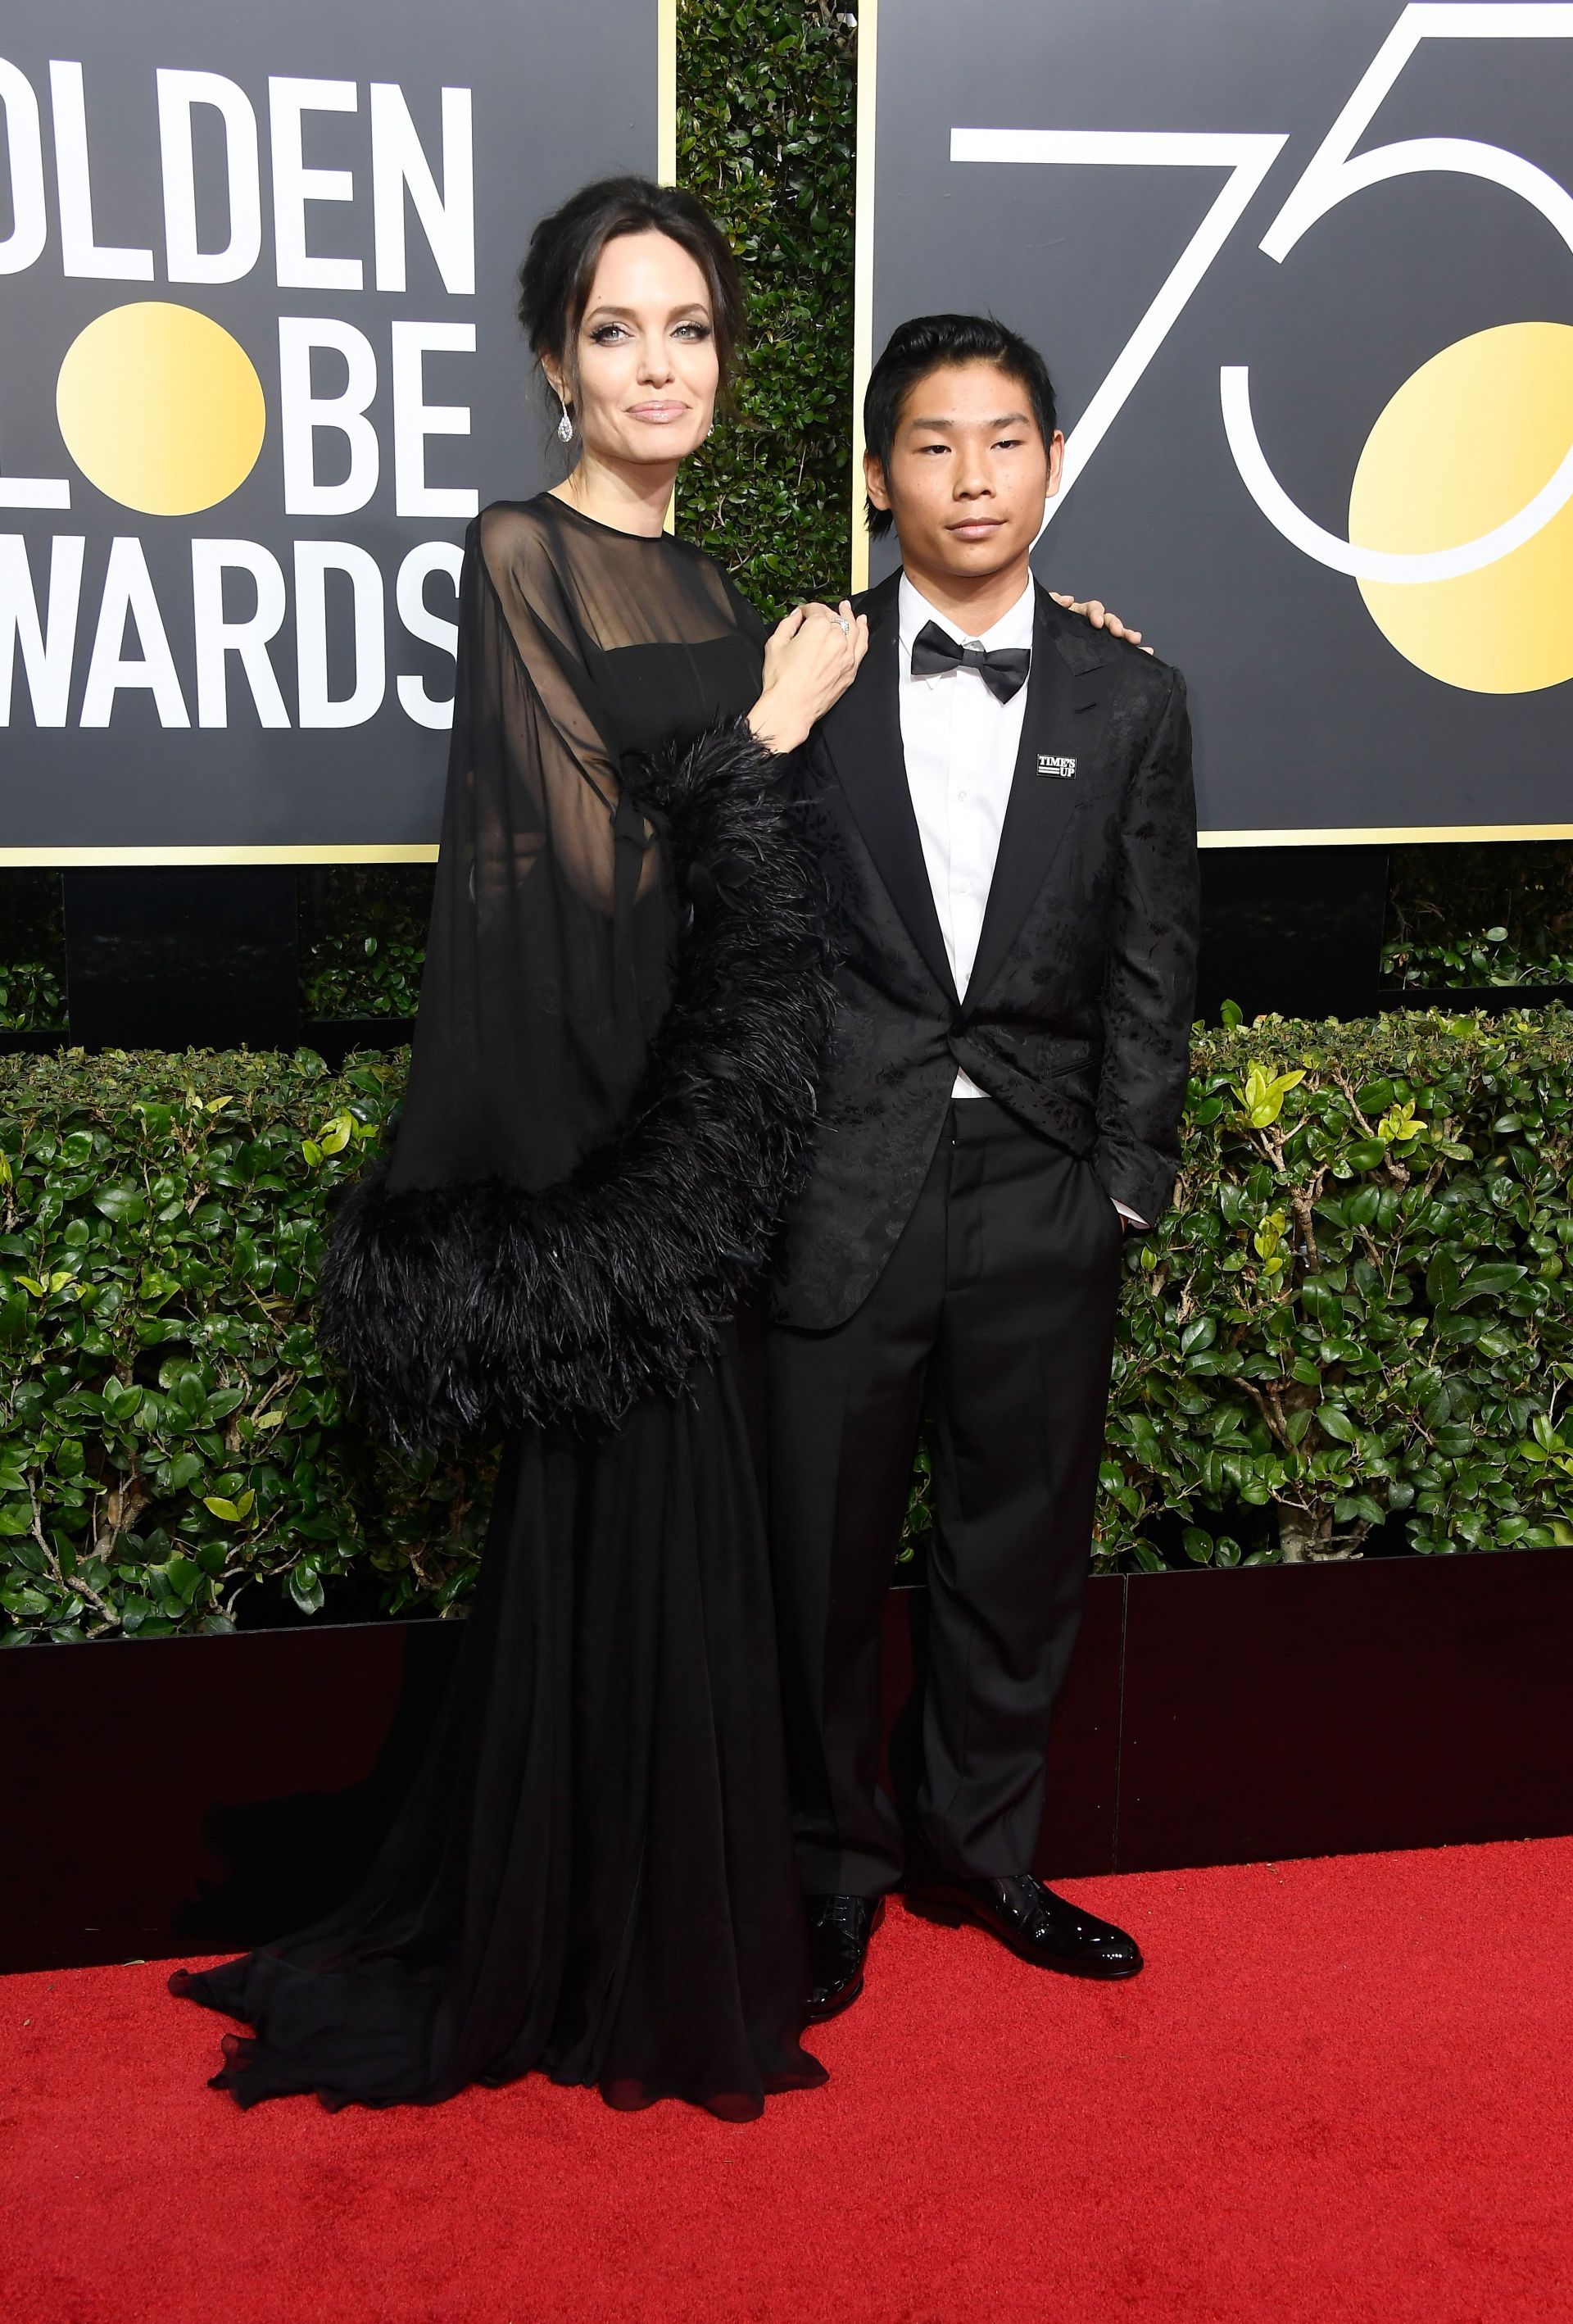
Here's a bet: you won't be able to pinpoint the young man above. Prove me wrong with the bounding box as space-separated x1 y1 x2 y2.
767 313 1199 2016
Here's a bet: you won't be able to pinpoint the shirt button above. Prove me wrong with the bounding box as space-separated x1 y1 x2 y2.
956 788 969 801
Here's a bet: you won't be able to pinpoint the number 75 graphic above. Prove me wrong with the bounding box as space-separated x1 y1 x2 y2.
952 2 1573 585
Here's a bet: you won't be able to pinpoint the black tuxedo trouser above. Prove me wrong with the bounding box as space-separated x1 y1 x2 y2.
766 1098 1122 1895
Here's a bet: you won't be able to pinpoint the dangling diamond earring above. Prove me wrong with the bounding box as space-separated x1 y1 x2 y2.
555 393 573 444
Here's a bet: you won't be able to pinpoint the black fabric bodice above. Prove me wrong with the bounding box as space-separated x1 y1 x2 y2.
535 498 768 763
386 494 768 1199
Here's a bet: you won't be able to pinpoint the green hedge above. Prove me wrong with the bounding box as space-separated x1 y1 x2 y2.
1097 1008 1573 1569
0 872 68 1036
1383 842 1573 991
677 0 855 615
299 866 432 1022
4 1012 1571 1642
0 1049 490 1645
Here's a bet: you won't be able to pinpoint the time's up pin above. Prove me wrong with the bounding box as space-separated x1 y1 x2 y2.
1038 754 1077 778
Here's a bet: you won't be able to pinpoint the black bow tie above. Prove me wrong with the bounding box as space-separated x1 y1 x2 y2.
910 620 1031 703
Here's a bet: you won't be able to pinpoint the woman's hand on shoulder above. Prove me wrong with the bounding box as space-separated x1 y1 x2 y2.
749 601 869 752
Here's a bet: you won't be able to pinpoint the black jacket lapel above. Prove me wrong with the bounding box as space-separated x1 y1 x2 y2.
964 588 1121 1010
817 571 959 1006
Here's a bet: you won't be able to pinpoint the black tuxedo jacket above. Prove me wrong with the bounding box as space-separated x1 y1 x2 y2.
770 570 1199 1332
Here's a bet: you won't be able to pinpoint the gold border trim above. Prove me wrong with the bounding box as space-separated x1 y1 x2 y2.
0 846 441 867
1198 825 1573 849
7 824 1570 868
659 0 679 535
849 0 878 593
657 0 678 184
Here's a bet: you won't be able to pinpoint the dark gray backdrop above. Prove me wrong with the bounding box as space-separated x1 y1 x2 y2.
865 0 1573 837
0 0 659 855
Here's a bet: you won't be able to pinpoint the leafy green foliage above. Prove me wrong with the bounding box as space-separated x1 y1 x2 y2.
300 865 434 1021
677 0 856 616
7 1013 1573 1641
1383 842 1573 990
1099 1010 1573 1571
0 872 68 1034
0 1049 489 1644
0 960 66 1037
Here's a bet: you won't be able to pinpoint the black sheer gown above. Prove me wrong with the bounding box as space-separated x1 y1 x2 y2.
170 495 833 2121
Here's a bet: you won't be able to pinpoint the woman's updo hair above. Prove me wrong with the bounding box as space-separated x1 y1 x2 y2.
518 175 746 415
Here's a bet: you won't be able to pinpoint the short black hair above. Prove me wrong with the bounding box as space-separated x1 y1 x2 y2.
863 313 1057 540
517 175 746 420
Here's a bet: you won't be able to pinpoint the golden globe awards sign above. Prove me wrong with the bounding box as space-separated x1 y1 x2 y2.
0 0 669 862
854 0 1573 842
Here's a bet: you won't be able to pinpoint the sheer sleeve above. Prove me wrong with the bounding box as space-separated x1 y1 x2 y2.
385 507 672 1199
316 502 836 1451
468 506 664 924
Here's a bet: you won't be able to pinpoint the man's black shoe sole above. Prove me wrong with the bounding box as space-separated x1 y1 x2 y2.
903 1887 1144 1980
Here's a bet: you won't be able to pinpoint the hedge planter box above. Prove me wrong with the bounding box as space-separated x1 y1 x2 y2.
3 1546 1569 1977
11 1012 1573 1649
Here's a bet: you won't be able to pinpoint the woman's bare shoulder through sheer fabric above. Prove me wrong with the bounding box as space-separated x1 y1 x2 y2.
481 493 751 654
468 499 639 922
465 497 765 921
388 497 772 1200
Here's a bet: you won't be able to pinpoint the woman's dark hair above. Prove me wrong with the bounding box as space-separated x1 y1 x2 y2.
517 175 746 418
863 313 1057 540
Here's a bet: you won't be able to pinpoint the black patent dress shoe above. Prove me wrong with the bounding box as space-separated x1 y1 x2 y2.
905 1872 1143 1980
805 1892 885 2021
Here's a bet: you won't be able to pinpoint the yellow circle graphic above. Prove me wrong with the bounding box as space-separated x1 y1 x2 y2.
56 301 265 516
1350 321 1573 694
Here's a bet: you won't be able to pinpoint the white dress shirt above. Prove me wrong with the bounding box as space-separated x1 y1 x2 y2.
897 573 1032 1101
896 572 1141 1226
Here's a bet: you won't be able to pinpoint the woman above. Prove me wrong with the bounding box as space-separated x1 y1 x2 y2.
171 175 867 2121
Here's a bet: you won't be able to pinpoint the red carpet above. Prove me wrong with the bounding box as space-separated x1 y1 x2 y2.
3 1838 1569 2324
